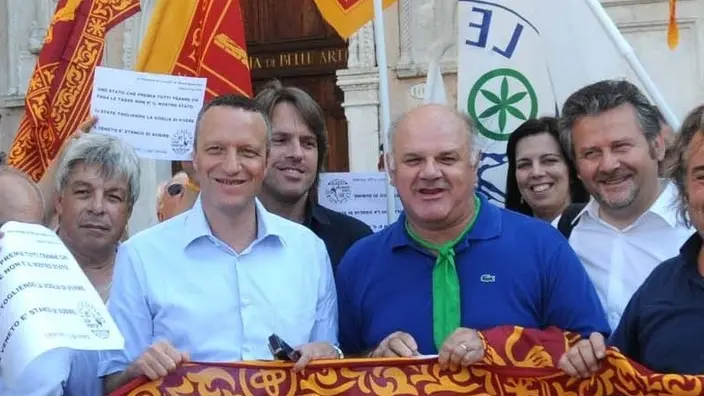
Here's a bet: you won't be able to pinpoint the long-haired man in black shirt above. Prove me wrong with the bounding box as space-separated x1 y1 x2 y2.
255 80 372 271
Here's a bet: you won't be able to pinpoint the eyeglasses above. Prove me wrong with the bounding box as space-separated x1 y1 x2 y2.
166 183 183 197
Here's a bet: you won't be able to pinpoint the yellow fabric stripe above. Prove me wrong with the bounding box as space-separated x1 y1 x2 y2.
314 0 397 39
135 0 200 73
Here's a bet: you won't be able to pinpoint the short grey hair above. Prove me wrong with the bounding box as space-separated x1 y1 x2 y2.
559 80 661 161
193 94 273 152
55 134 141 206
387 106 480 166
667 104 704 226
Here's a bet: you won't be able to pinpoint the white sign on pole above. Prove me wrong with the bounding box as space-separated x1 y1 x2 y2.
90 66 206 161
0 222 123 387
318 172 403 232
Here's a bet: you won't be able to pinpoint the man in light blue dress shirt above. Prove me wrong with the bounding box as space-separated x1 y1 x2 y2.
2 131 141 396
99 95 340 393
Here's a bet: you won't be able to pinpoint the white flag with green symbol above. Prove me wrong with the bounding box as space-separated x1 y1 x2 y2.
457 0 668 205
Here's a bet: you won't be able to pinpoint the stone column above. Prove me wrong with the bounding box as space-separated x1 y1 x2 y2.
28 0 51 55
336 23 381 172
1 0 47 151
395 0 457 78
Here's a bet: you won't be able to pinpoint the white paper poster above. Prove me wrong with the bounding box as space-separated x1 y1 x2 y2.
0 222 123 386
318 172 404 232
90 66 207 160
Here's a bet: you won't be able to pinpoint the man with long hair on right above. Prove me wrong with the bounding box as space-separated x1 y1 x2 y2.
608 104 704 374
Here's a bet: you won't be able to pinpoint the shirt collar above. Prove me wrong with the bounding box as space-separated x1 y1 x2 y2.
575 179 681 228
649 181 681 227
390 193 501 250
182 196 285 249
680 232 702 261
678 232 703 282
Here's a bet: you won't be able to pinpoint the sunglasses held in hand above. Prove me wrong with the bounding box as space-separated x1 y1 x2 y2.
166 183 184 197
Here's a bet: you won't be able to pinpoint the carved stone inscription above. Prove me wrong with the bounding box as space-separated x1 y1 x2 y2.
249 48 348 70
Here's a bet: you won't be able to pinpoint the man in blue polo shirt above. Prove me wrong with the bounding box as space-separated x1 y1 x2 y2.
336 104 609 373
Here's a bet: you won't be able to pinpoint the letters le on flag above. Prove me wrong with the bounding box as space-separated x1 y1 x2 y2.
135 0 252 100
457 1 556 204
314 0 398 39
8 0 141 182
456 0 669 205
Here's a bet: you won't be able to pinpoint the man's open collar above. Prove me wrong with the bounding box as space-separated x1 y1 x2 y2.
182 196 287 250
577 180 683 229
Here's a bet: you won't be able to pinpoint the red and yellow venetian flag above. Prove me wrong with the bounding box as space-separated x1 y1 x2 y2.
110 326 704 396
135 0 252 101
8 0 140 182
314 0 398 39
668 0 679 49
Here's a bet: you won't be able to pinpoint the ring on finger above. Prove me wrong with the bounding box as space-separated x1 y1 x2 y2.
458 344 469 352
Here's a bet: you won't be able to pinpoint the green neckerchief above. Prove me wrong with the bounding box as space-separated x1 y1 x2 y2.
405 195 482 350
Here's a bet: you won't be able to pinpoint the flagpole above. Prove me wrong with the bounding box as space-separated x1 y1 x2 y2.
373 0 397 225
584 0 680 130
